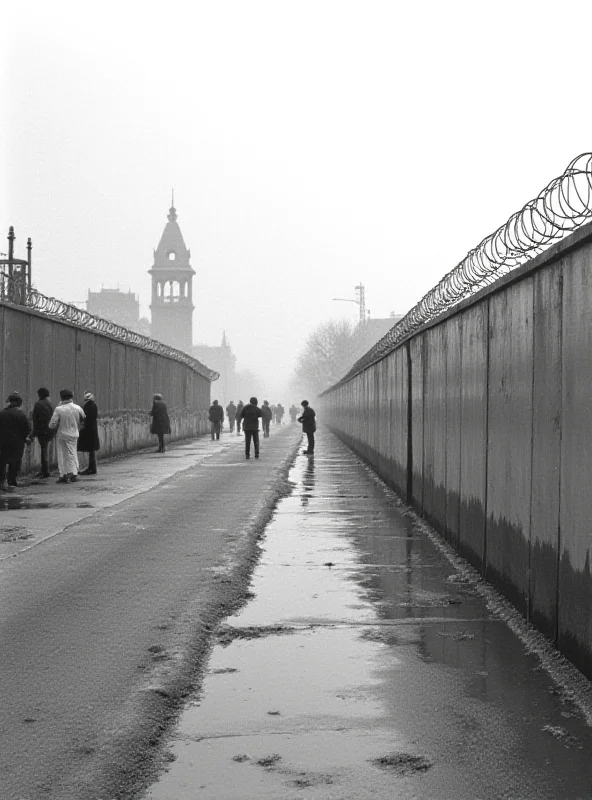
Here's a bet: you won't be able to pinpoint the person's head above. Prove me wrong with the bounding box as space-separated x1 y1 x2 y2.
263 400 269 406
249 396 258 405
37 387 50 399
60 389 73 401
213 399 218 405
153 393 163 401
301 400 309 407
7 391 22 407
84 391 95 402
229 400 233 404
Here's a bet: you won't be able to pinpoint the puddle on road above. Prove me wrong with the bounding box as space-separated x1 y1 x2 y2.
0 499 95 510
145 436 592 800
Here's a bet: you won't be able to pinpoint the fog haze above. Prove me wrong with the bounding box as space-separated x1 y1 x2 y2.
4 0 592 397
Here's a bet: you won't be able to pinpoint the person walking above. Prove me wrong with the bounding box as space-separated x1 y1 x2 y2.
78 392 100 475
150 393 171 453
49 389 85 483
235 400 244 435
289 404 299 423
298 400 316 455
28 387 54 478
261 400 272 438
270 404 277 425
239 397 262 459
208 400 224 440
226 401 237 433
0 392 31 490
275 403 285 426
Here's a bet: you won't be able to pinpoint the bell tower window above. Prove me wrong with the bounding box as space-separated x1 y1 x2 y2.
168 252 176 261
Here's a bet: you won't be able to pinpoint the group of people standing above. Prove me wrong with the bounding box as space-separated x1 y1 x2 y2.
0 388 100 490
205 397 316 459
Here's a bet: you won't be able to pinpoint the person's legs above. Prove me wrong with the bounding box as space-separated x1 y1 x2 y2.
215 421 221 440
87 450 97 473
157 433 164 452
39 436 50 477
66 437 80 480
245 430 253 458
253 430 260 458
56 438 68 481
210 422 216 440
7 460 19 486
0 451 7 488
306 431 315 454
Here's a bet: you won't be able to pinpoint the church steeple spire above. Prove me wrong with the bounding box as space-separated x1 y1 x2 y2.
168 189 177 222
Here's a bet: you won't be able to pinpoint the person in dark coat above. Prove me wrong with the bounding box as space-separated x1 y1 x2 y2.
239 397 262 459
0 392 31 489
226 401 237 433
260 400 272 438
77 392 100 475
28 387 54 478
298 399 316 455
150 393 171 453
235 401 244 435
289 404 299 423
208 400 224 440
275 403 285 425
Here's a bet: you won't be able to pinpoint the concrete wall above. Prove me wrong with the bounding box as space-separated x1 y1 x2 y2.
0 302 213 473
320 222 592 680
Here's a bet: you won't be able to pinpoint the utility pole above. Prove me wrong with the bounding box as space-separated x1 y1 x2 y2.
332 282 367 324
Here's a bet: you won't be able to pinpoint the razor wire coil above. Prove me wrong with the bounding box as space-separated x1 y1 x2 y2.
326 152 592 392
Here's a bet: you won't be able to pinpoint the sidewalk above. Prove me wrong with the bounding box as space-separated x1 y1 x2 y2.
145 429 592 800
0 424 291 561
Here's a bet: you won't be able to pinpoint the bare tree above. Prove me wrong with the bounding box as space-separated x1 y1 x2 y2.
292 319 356 398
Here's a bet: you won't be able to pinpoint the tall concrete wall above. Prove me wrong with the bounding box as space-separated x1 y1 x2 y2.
320 222 592 679
0 302 213 472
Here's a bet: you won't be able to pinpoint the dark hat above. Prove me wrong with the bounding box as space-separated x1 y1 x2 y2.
59 389 73 400
249 396 258 405
37 387 50 398
7 391 22 403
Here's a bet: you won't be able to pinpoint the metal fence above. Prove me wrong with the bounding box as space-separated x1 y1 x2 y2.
324 152 592 392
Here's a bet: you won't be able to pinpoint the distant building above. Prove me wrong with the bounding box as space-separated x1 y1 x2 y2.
149 201 195 352
349 316 404 363
193 332 238 407
87 288 150 335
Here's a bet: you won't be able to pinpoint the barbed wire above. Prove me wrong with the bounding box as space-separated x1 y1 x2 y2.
324 151 592 393
0 281 219 382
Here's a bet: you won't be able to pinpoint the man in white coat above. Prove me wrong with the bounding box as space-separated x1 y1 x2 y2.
49 389 85 483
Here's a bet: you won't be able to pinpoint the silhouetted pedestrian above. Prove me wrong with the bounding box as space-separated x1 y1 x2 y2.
298 400 316 455
226 401 237 433
150 393 171 453
28 387 54 478
0 392 31 490
239 397 262 459
209 399 224 440
49 389 85 483
289 404 298 423
78 392 100 475
261 400 272 438
235 401 244 435
275 403 285 425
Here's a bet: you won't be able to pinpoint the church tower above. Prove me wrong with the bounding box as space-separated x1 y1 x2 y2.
149 198 195 352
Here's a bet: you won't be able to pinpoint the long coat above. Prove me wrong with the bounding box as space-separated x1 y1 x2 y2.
77 399 100 452
0 406 31 461
150 400 171 435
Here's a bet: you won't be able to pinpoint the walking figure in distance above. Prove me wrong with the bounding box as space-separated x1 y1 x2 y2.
0 392 31 490
275 403 285 425
28 387 54 478
289 404 298 423
78 392 100 475
261 400 272 438
208 399 224 440
49 389 85 483
239 397 262 459
150 393 170 453
298 400 316 455
226 400 237 433
235 400 244 435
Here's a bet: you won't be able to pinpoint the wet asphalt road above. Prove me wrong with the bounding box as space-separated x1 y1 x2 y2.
145 431 592 800
0 425 301 800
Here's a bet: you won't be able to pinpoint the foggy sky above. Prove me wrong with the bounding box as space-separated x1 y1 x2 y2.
4 0 592 398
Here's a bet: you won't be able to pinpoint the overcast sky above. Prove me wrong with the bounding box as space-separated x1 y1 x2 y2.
4 0 592 395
